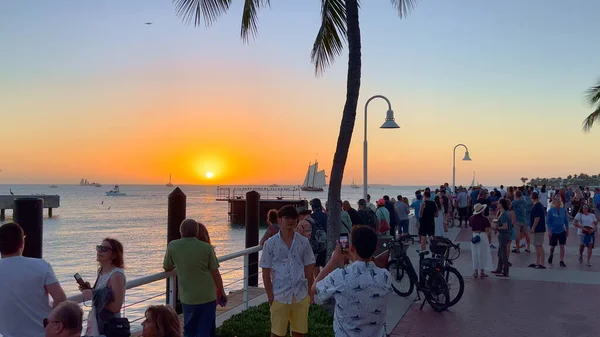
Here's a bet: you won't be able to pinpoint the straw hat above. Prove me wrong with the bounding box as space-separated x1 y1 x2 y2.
473 203 487 215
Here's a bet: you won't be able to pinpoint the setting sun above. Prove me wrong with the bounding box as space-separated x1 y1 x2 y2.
206 172 214 179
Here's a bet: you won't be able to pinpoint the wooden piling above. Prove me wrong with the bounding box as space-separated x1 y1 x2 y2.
166 187 186 314
14 198 44 258
245 191 260 287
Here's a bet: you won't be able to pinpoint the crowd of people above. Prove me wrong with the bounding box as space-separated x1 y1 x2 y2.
1 184 598 337
0 219 223 337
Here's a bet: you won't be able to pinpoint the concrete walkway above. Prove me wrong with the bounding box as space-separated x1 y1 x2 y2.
388 226 600 337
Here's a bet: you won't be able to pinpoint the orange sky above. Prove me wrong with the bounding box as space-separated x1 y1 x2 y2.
2 2 600 186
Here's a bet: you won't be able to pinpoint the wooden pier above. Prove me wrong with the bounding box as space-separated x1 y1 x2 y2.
216 187 307 225
0 195 60 220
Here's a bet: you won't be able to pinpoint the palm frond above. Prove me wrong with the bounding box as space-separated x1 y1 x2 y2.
240 0 270 41
582 107 600 132
311 0 348 76
389 0 419 18
172 0 232 27
585 79 600 106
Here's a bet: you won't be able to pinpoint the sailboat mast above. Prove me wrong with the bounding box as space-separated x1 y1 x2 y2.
312 160 317 187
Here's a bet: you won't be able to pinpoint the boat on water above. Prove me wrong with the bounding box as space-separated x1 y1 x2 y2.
49 185 58 188
166 174 173 187
269 184 280 187
300 161 327 192
106 185 126 196
80 178 89 186
350 179 360 189
90 182 102 187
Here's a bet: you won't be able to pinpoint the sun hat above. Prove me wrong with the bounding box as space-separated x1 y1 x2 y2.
296 206 312 215
473 203 487 215
377 198 386 206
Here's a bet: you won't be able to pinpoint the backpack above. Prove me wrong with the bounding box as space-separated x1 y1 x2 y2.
307 217 327 253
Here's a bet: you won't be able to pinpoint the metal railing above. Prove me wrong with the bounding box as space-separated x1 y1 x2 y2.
216 186 302 200
66 245 263 324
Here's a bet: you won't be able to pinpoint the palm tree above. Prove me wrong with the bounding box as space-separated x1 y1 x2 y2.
172 0 418 256
583 78 600 132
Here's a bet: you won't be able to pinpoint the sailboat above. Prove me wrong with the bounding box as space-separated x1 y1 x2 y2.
166 174 173 187
350 179 360 189
301 161 326 192
470 171 478 187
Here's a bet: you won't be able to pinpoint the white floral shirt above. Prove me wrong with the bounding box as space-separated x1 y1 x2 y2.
260 231 315 304
316 261 392 337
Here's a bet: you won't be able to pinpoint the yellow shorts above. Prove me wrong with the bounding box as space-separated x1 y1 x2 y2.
270 296 310 336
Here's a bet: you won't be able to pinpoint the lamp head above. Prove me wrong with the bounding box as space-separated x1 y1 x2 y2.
462 151 472 161
380 109 400 129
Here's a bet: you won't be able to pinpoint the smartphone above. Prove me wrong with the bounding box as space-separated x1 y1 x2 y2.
339 234 349 251
74 273 87 288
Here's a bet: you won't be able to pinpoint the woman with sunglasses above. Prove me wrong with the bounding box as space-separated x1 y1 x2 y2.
81 238 126 336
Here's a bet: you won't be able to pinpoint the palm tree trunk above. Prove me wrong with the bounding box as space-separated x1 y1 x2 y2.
326 0 361 259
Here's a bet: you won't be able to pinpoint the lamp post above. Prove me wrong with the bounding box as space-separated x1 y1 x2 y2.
452 144 472 193
363 95 400 201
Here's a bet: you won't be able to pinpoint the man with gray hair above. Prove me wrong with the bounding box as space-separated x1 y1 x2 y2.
44 301 83 337
164 219 226 337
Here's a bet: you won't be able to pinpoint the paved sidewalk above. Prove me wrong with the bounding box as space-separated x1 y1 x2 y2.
388 227 600 337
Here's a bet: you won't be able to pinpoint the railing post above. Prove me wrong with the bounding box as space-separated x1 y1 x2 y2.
167 276 177 309
245 191 260 287
243 254 249 310
14 198 44 258
166 188 186 315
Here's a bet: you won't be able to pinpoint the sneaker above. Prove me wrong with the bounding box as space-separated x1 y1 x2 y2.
548 255 554 264
560 261 566 267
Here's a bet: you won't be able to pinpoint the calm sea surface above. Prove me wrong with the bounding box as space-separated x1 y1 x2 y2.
0 184 426 326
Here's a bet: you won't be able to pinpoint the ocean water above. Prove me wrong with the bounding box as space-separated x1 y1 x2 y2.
0 184 426 326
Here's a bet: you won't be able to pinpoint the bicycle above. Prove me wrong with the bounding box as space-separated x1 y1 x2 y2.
429 237 464 307
385 236 450 312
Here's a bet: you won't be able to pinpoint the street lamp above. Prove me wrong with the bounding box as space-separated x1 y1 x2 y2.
363 95 400 201
452 144 472 193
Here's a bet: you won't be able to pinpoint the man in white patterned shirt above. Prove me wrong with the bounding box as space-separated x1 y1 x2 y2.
312 226 392 337
261 205 315 337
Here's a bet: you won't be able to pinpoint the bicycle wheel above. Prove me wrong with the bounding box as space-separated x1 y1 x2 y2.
386 259 414 297
424 270 450 312
442 266 464 307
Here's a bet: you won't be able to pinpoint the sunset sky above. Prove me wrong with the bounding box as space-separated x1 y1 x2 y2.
1 0 599 186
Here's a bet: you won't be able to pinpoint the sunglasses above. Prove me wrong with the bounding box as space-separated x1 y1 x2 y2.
43 318 60 328
96 245 113 253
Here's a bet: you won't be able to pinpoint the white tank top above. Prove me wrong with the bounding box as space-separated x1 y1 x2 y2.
85 268 126 336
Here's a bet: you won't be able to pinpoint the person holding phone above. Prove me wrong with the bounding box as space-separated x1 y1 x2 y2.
79 238 126 337
313 226 392 337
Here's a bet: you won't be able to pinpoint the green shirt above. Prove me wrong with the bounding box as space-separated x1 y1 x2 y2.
163 237 220 305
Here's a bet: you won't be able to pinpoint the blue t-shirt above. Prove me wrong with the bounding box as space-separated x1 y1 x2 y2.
511 199 527 223
566 190 573 202
530 202 546 233
594 194 600 208
546 207 568 234
470 190 480 204
311 209 328 233
411 200 423 218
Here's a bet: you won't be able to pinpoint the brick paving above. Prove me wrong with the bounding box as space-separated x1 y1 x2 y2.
389 226 600 337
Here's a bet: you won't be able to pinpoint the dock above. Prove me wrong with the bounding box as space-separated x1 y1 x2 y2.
0 195 60 220
216 187 307 225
